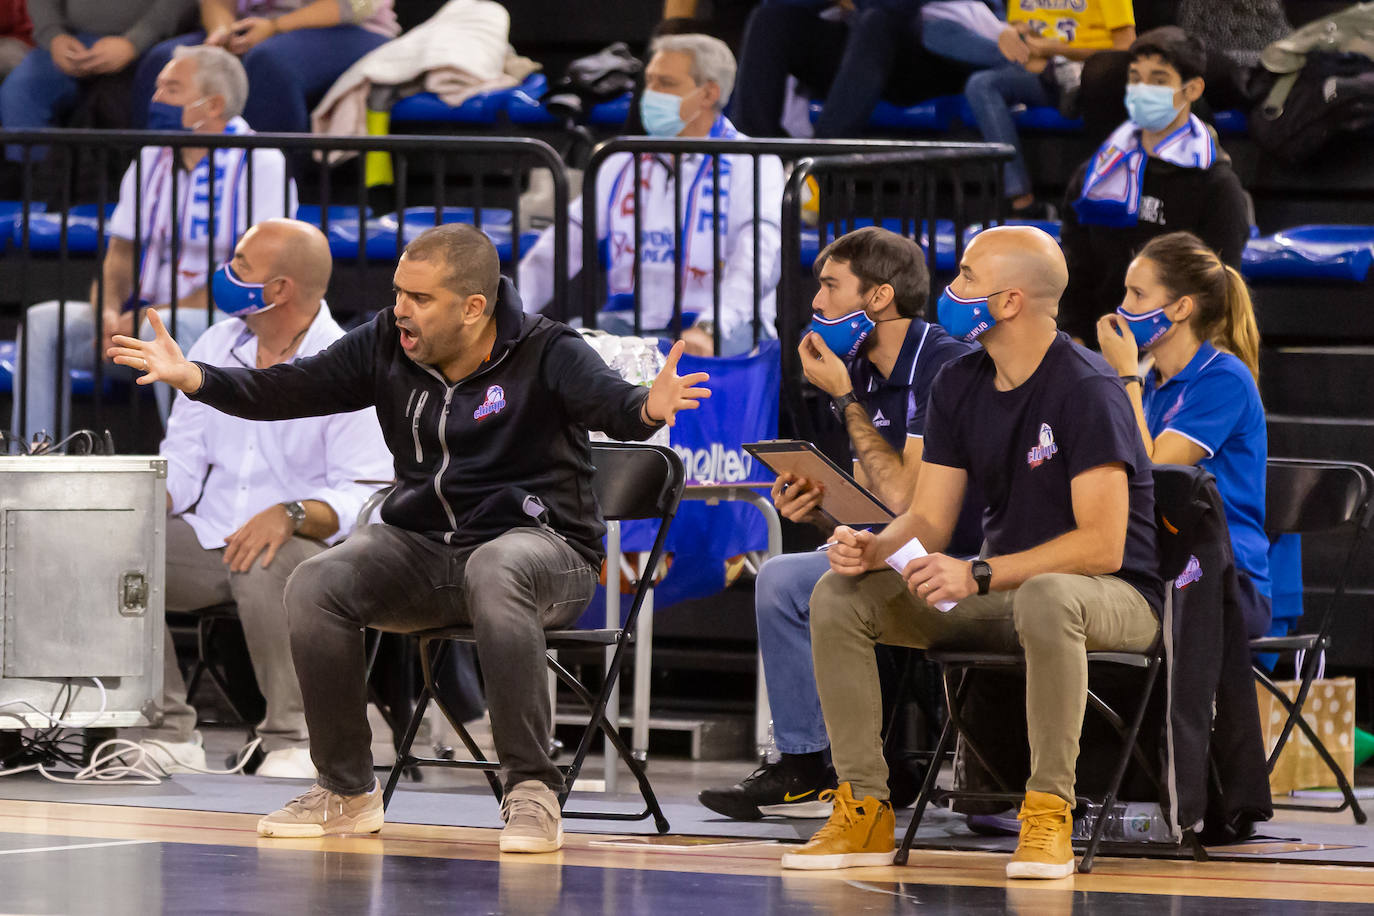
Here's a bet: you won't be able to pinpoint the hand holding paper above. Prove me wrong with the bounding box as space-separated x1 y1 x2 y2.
886 537 979 612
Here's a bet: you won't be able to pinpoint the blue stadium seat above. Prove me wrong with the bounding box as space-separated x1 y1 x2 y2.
0 338 119 397
799 218 957 270
1242 225 1374 283
964 219 1062 246
13 203 116 253
326 210 534 262
1212 109 1248 136
807 95 963 131
295 204 371 230
957 98 1083 132
507 77 632 127
0 200 45 252
390 74 547 127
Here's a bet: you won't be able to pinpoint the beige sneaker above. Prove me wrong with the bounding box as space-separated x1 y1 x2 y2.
499 780 564 853
257 780 384 838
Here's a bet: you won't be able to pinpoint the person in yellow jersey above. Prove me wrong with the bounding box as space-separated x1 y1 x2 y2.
962 0 1136 217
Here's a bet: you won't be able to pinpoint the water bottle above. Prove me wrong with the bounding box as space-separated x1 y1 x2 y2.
635 342 663 387
609 343 641 386
1072 801 1173 843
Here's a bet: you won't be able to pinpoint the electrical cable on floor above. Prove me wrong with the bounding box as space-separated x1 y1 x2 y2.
0 677 263 784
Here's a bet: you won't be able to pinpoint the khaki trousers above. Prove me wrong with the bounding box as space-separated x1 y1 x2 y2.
809 569 1159 803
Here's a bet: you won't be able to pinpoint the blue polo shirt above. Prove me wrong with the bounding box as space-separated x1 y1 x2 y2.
848 317 983 556
1142 342 1271 597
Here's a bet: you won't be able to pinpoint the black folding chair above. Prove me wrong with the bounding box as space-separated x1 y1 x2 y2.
380 443 685 833
1252 457 1374 823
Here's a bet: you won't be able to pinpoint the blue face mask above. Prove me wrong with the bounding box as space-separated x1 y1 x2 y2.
1125 83 1182 132
640 88 692 137
211 263 279 318
937 284 1001 343
809 309 875 360
1114 304 1174 349
147 96 210 132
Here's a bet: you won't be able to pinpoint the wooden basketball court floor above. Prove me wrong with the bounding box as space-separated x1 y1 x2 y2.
2 789 1374 914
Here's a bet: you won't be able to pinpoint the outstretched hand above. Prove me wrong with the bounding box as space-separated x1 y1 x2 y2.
106 309 203 393
643 339 711 428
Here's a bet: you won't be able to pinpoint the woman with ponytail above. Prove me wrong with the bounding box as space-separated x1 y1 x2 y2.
1097 230 1279 638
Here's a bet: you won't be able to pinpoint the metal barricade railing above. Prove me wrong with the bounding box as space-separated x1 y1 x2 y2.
0 129 568 448
779 144 1014 439
579 137 1013 433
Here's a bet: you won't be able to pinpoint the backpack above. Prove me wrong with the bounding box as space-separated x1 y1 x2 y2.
1248 3 1374 164
545 42 642 124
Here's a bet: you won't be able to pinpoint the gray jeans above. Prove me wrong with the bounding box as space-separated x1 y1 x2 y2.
283 523 598 796
134 516 322 752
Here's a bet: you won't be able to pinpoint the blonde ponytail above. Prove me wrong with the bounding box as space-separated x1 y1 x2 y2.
1216 265 1261 384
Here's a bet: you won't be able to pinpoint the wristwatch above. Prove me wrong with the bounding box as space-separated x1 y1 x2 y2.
832 391 859 417
971 559 993 596
281 500 306 532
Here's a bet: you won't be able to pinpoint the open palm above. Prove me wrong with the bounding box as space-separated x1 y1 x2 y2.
106 309 203 393
644 339 711 427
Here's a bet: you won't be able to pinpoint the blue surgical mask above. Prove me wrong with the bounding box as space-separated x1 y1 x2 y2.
146 97 209 132
1125 83 1182 132
1114 304 1174 349
937 284 1000 343
640 88 690 137
211 263 279 318
809 309 875 359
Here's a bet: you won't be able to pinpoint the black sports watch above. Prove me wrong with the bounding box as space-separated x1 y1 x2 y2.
832 391 860 417
281 500 307 532
971 559 993 596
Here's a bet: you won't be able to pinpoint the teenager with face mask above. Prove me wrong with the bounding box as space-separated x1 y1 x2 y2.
519 33 784 357
1096 230 1277 639
698 227 982 821
1059 26 1249 344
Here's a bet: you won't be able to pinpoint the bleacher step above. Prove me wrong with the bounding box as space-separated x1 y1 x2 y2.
1261 348 1374 419
553 710 750 761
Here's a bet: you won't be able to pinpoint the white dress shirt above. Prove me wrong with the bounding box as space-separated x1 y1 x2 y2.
161 302 393 550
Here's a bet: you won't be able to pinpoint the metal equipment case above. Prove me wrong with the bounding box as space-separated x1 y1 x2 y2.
0 456 166 728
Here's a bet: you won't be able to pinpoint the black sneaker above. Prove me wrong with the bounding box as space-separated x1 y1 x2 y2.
698 758 838 820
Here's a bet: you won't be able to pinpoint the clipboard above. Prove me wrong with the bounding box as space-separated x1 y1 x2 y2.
744 439 895 526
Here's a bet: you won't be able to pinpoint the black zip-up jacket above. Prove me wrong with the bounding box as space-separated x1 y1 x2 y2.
189 277 660 565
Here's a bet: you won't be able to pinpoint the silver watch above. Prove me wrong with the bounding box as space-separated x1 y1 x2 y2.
281 500 306 532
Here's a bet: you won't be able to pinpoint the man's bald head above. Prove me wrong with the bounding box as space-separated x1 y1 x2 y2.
965 226 1067 313
241 218 332 301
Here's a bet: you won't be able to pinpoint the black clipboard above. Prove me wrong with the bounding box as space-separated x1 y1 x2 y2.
744 439 895 526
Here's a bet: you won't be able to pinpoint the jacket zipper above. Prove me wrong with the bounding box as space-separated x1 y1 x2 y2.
421 348 513 543
410 390 429 463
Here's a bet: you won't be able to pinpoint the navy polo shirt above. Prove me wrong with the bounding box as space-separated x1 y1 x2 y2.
849 317 982 556
850 318 975 451
1142 342 1271 597
923 333 1164 611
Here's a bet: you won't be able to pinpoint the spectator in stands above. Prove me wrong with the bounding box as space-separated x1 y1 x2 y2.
660 0 759 53
110 224 710 852
1077 0 1290 143
960 0 1136 216
133 218 392 779
1096 231 1275 638
0 1 33 81
786 226 1161 877
131 0 399 134
519 33 782 357
0 0 193 148
698 226 978 820
11 45 297 443
732 0 966 140
1059 27 1248 344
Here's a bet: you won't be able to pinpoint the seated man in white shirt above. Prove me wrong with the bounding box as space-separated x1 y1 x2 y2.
517 33 783 356
11 42 296 442
132 218 392 778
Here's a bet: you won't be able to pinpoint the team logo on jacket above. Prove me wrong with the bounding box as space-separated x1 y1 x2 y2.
1026 423 1059 468
872 409 890 428
1176 554 1203 589
474 385 507 421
